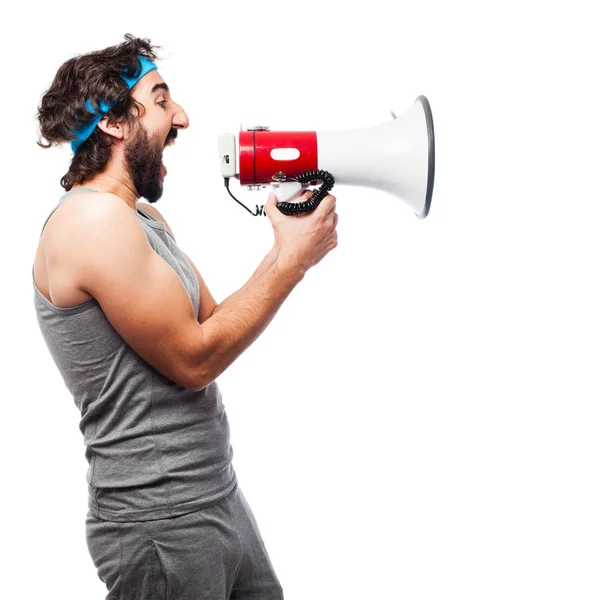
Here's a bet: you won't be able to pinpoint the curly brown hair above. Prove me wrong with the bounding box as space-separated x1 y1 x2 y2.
36 34 163 191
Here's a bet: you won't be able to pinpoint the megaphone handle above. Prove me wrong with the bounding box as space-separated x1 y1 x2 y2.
271 181 306 204
223 170 335 217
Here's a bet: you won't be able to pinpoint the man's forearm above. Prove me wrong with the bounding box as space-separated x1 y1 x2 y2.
211 245 279 317
190 250 304 391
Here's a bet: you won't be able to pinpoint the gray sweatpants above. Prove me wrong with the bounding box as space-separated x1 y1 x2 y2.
85 482 284 599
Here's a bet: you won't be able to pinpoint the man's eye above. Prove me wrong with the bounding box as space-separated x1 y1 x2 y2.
158 100 168 109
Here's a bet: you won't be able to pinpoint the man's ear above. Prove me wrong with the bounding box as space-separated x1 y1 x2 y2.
97 116 126 141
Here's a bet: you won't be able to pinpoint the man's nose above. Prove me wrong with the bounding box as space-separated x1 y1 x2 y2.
172 104 189 129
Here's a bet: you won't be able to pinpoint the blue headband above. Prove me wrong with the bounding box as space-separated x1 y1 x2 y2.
70 55 157 153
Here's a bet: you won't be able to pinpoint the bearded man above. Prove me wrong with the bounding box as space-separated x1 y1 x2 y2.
33 33 337 600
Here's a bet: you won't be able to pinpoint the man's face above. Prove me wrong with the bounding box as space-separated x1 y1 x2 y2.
124 70 189 203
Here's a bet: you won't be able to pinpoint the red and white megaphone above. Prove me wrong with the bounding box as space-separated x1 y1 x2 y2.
218 95 435 219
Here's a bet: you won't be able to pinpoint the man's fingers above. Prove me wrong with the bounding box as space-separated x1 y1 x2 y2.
264 193 281 220
318 194 336 215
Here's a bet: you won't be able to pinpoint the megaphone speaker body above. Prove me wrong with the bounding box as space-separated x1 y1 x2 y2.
220 95 435 218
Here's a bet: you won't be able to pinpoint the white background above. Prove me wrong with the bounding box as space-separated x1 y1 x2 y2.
2 1 599 598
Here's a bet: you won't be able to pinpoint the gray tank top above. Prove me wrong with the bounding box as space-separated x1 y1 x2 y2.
32 188 237 522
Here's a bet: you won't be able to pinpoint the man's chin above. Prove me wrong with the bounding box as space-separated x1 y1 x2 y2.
141 180 164 203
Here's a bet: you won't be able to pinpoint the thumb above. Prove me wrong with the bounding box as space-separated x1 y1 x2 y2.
264 192 279 219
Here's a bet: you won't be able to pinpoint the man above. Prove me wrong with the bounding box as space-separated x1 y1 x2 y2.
33 34 338 599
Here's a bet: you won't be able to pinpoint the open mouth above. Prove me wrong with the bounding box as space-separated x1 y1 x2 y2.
161 135 176 177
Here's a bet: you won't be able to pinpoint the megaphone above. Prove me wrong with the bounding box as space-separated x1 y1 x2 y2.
218 95 435 219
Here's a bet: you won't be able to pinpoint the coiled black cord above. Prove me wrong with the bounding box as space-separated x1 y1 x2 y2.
277 170 335 216
224 170 335 217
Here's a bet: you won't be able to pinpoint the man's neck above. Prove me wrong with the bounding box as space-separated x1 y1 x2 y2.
71 169 140 212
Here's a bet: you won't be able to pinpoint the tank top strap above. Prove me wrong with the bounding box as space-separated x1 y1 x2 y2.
136 207 159 222
58 187 100 201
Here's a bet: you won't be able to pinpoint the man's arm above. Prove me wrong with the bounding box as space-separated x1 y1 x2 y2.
196 256 304 391
184 246 279 322
209 243 279 317
72 195 208 390
137 202 306 392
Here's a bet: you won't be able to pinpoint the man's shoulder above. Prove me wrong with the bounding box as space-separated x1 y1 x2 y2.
35 192 132 307
58 190 126 219
42 191 117 240
43 192 140 260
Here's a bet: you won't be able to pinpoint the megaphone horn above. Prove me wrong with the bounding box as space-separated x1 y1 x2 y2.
218 95 435 219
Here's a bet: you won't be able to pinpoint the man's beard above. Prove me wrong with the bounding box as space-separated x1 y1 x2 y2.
124 122 166 203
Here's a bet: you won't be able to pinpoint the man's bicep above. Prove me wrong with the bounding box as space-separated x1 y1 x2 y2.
183 252 218 324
